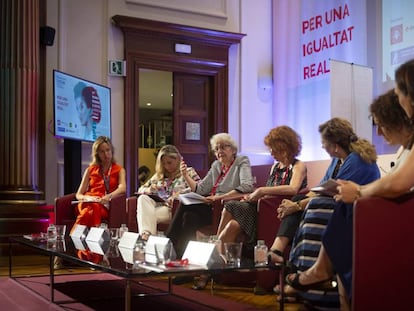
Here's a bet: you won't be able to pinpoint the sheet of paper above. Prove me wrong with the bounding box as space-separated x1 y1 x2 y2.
178 192 207 205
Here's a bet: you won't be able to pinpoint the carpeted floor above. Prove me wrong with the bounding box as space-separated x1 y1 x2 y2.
0 273 269 310
1 255 305 310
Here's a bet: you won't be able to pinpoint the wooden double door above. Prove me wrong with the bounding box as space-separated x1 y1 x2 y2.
113 15 245 194
172 72 213 170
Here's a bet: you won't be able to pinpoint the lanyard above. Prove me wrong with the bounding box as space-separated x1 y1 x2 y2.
101 164 112 194
211 158 235 195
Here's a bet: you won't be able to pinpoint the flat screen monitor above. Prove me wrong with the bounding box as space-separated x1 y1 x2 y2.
53 70 111 142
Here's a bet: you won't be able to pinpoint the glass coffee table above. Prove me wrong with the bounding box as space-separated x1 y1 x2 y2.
9 236 286 310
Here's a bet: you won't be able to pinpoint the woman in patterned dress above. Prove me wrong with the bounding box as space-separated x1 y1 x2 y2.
217 126 308 263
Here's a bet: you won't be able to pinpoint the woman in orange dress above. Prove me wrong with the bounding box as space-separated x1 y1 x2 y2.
73 136 126 229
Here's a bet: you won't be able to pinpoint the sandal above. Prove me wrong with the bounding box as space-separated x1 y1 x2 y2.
54 257 63 270
192 274 211 290
140 231 151 241
285 273 333 291
273 284 298 295
268 249 285 264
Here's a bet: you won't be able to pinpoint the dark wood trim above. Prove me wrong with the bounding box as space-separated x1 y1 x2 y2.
113 16 245 194
112 15 245 46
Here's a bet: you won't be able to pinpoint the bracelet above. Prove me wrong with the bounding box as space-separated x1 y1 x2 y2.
354 186 362 201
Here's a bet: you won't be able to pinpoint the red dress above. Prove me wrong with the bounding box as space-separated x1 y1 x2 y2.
74 163 122 227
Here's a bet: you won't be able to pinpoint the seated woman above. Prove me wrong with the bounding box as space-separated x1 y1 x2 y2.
286 87 413 310
220 126 307 256
166 133 254 259
271 117 380 304
270 118 380 264
136 145 200 240
192 126 307 290
73 136 126 229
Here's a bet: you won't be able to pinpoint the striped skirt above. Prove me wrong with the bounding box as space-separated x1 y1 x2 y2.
288 196 340 311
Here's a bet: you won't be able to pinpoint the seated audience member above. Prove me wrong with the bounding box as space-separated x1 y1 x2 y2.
192 126 307 290
136 145 200 240
166 133 254 260
73 136 126 229
286 85 414 310
137 165 150 187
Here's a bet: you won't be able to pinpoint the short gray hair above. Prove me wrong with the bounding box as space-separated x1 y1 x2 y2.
210 132 238 153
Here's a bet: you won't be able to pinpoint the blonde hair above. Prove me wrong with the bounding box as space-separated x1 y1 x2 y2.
154 145 182 179
91 136 116 165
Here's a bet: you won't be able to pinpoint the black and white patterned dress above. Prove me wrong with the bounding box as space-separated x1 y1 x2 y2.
224 159 307 249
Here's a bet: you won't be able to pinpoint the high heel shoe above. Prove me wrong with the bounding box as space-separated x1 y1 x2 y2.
192 274 211 290
285 273 334 291
268 249 285 264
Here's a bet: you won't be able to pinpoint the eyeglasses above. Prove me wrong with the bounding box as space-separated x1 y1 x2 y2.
214 144 232 152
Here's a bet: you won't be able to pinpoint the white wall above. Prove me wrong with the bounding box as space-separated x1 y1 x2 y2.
44 0 273 203
238 0 274 165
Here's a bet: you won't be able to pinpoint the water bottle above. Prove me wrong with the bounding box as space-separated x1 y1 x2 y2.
119 223 129 238
133 241 146 266
254 240 268 266
47 224 57 242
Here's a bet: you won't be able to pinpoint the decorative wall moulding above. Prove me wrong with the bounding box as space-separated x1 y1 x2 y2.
126 0 228 19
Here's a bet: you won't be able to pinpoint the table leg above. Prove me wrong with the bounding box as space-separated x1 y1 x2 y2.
125 279 131 311
279 266 285 311
8 240 13 278
49 256 55 302
168 276 172 294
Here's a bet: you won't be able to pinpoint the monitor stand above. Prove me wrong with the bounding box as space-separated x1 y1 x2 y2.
64 139 82 194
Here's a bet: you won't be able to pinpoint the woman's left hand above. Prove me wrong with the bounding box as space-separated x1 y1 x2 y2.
100 194 112 207
244 188 262 202
277 199 297 219
205 195 218 203
166 196 174 208
334 180 360 203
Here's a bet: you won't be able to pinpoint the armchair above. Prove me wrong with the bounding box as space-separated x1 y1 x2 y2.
352 192 414 311
54 193 127 233
255 194 293 292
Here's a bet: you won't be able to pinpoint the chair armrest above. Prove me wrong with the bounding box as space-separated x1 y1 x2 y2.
126 196 138 232
352 192 414 310
256 195 291 247
220 193 248 204
108 193 127 228
54 193 77 226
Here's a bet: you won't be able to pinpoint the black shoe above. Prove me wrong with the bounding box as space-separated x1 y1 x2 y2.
268 249 285 265
285 273 334 291
172 276 193 285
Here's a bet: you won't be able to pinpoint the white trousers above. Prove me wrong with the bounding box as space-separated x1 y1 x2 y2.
136 194 171 235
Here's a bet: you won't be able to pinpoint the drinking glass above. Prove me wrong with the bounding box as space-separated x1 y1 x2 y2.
55 225 66 240
224 242 243 267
